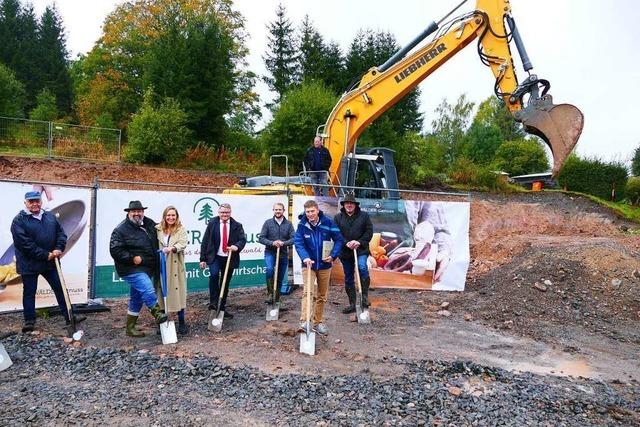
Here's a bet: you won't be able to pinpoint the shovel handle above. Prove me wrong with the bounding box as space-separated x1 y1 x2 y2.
306 265 312 323
353 248 362 294
54 257 74 320
219 251 233 309
274 246 280 296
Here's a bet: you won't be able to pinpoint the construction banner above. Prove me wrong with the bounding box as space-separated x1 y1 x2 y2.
94 189 287 298
291 196 470 291
0 181 91 313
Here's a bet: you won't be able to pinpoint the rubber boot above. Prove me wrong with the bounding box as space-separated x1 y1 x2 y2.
126 315 145 337
361 276 371 308
342 287 356 314
178 319 189 335
149 304 168 324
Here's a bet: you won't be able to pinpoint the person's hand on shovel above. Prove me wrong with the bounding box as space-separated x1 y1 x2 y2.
346 240 360 250
227 245 238 253
303 258 314 268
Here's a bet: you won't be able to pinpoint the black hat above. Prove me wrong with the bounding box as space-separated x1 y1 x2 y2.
124 200 147 211
340 193 359 206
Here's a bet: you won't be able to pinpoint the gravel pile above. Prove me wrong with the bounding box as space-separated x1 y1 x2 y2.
1 335 638 425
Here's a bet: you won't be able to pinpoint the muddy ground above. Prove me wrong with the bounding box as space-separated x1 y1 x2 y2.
1 156 640 405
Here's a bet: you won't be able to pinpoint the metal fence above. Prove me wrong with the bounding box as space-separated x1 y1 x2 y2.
0 116 121 162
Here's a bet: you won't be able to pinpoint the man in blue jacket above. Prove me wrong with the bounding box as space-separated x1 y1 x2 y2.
11 191 84 333
294 199 344 335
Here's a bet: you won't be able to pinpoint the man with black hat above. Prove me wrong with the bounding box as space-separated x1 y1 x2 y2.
11 190 85 333
110 200 167 337
334 193 373 313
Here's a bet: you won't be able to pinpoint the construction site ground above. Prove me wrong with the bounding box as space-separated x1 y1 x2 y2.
1 155 639 382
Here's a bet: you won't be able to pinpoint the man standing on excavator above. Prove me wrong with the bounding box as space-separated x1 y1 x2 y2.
303 136 332 196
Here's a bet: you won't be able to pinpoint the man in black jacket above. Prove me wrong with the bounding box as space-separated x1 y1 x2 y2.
303 136 332 196
258 202 295 304
334 193 373 313
110 200 167 337
199 203 246 319
11 191 84 333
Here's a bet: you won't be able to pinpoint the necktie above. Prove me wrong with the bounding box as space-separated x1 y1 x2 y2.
222 221 228 253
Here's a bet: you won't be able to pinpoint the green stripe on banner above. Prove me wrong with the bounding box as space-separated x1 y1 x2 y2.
94 261 266 298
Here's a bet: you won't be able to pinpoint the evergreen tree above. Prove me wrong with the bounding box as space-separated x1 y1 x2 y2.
321 41 346 94
632 145 640 176
298 16 325 84
263 3 298 106
37 5 72 116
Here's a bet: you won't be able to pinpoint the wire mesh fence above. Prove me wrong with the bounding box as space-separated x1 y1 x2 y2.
0 116 121 161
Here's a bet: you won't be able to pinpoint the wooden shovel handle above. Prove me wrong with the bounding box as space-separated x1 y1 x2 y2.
274 246 280 295
353 248 362 294
306 265 312 323
219 252 233 307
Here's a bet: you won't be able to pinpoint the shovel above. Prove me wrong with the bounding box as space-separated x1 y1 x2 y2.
54 257 84 341
158 251 177 345
208 253 233 332
0 332 15 372
353 248 371 324
299 266 316 355
265 246 281 321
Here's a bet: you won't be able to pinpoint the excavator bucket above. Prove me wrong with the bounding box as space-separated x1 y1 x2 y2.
517 95 584 177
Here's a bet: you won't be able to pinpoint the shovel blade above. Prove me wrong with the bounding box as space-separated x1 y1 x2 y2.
265 302 280 321
0 343 13 371
208 310 224 332
357 308 371 324
299 330 316 356
518 96 584 176
160 320 177 345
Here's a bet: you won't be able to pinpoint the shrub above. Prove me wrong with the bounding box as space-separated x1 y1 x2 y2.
625 176 640 205
448 157 507 191
29 89 58 121
124 89 193 164
492 139 549 176
557 154 628 201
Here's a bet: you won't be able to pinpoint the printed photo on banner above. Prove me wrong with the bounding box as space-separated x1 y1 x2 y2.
292 196 470 291
94 189 287 298
0 181 91 313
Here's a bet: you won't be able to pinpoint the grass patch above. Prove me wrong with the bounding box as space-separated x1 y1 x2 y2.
546 189 640 224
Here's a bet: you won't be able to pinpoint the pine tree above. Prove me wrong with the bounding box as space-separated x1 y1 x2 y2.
37 5 72 116
298 15 325 84
263 3 298 107
321 41 346 94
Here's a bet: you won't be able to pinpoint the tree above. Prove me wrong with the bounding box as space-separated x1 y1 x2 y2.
263 3 298 106
0 0 40 110
430 94 475 165
492 139 550 176
462 122 503 165
0 62 25 116
36 5 72 116
297 16 325 83
473 96 524 142
28 88 57 121
322 41 346 94
75 0 248 144
125 88 193 164
261 81 337 168
557 154 628 201
632 144 640 176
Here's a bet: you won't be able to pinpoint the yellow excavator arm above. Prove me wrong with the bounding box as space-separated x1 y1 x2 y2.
320 0 583 192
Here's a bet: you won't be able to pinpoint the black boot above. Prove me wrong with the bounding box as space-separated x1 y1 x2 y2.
342 287 356 314
361 276 371 308
178 319 189 335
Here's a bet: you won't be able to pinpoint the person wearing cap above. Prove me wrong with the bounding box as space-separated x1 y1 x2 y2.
199 203 246 319
10 191 85 333
110 200 167 337
303 136 332 196
258 202 295 306
334 193 374 313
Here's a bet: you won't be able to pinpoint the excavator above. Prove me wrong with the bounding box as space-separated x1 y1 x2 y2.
240 0 584 199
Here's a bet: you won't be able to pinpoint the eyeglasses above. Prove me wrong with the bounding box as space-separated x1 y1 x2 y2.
219 211 231 214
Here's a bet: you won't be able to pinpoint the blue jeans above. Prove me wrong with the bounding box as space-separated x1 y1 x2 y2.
264 251 287 295
341 254 370 290
22 269 70 322
309 171 328 196
208 255 232 310
123 272 158 316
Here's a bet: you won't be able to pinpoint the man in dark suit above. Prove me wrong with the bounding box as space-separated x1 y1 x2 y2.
199 203 246 319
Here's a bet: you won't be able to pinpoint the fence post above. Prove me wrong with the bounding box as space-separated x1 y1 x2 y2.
117 129 122 161
48 121 53 158
88 178 99 299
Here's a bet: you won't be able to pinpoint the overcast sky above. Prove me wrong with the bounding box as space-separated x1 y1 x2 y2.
32 0 639 163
